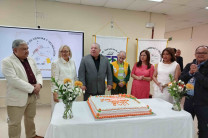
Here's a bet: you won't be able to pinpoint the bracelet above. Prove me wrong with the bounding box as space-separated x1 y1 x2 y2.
162 84 167 88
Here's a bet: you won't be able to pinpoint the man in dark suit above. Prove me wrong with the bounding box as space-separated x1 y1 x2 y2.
78 43 113 101
176 49 183 71
179 45 208 138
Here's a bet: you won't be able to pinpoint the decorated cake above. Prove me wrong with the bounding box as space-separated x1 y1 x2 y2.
87 94 153 119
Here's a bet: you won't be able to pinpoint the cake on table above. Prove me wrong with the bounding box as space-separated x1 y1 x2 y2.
87 94 153 119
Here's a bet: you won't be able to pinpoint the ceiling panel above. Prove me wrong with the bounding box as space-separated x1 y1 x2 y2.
186 0 208 8
166 5 199 15
179 9 208 20
127 0 157 11
193 9 208 16
81 0 107 6
56 0 81 4
163 0 194 5
146 2 179 14
104 0 135 9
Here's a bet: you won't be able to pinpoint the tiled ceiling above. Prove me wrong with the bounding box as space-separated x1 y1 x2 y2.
49 0 208 32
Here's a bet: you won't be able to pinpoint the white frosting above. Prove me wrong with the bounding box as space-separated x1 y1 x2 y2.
91 95 147 110
88 95 152 118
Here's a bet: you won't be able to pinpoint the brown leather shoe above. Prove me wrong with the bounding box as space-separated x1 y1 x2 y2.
33 135 44 138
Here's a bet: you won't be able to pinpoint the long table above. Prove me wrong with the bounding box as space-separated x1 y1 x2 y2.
45 98 194 138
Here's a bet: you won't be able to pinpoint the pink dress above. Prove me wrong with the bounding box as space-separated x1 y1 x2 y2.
131 64 154 99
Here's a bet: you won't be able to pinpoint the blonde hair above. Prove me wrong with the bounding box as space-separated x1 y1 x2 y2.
58 45 72 58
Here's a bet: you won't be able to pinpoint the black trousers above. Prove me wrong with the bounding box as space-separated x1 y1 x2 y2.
184 97 208 138
111 85 127 95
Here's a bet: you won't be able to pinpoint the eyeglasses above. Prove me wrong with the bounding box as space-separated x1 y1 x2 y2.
195 52 208 55
19 47 29 52
60 51 69 53
118 57 126 60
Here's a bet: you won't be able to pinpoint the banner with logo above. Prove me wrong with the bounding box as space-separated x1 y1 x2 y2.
95 35 128 62
137 39 168 65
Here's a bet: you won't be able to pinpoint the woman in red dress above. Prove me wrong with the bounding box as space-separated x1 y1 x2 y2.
131 50 154 99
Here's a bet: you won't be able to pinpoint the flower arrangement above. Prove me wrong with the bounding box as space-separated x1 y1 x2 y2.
51 77 84 119
168 74 193 111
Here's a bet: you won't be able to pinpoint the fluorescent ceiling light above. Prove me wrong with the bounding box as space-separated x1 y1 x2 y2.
205 7 208 10
149 0 163 2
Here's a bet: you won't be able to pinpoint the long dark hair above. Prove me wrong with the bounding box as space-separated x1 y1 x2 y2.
137 50 151 69
161 47 175 62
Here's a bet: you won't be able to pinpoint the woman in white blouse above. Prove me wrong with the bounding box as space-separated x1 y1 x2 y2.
51 45 78 112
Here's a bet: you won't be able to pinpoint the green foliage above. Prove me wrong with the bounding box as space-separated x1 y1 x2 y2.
51 77 84 104
168 74 187 99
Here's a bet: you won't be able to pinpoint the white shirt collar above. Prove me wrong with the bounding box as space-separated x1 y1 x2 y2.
60 57 70 64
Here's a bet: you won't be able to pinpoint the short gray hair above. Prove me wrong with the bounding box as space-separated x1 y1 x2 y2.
92 43 100 49
195 45 208 53
118 51 126 57
12 39 27 49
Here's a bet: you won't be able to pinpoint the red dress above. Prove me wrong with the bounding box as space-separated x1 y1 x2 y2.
131 64 154 99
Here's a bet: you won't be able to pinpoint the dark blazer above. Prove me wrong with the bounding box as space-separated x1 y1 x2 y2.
176 56 183 71
179 60 208 105
78 54 112 95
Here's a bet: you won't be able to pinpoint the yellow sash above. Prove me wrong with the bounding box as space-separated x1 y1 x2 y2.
111 61 128 89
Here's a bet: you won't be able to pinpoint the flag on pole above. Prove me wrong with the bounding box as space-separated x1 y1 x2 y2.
137 39 168 65
95 35 128 63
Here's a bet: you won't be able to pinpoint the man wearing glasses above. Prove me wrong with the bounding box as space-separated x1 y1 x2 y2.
1 39 43 138
179 45 208 138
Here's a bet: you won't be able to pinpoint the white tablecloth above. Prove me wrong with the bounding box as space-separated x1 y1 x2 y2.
45 98 194 138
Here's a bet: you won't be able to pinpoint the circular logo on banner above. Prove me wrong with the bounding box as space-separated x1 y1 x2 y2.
27 37 56 71
147 47 162 65
101 48 119 63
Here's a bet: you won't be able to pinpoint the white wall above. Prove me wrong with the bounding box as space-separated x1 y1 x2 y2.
0 0 166 107
165 24 208 66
